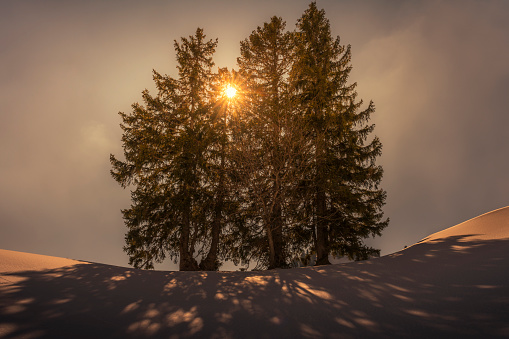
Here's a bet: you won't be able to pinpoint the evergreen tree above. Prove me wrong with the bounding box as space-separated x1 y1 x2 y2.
291 2 388 265
200 67 243 271
110 28 221 270
236 16 309 269
111 5 388 271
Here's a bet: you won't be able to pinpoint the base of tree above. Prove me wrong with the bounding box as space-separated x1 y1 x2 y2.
315 257 332 266
179 257 199 271
199 258 220 271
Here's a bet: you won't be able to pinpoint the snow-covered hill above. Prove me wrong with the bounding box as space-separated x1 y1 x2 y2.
1 207 509 338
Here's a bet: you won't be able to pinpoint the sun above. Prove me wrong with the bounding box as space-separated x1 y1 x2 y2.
225 84 237 99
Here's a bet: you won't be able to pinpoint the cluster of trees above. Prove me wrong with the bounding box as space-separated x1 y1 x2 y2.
110 3 388 271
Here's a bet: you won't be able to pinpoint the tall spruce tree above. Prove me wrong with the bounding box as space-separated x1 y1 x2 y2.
291 2 388 265
236 17 309 269
110 28 222 271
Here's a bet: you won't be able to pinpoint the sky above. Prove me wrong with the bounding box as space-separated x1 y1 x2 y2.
1 0 508 270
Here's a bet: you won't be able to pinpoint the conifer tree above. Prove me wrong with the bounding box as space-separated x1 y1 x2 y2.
236 16 311 269
110 28 221 270
291 2 388 265
199 67 242 271
111 5 388 271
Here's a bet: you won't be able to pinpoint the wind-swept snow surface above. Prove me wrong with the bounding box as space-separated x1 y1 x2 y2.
1 207 509 338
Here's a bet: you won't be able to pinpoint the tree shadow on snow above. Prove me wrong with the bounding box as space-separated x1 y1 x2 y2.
1 235 509 338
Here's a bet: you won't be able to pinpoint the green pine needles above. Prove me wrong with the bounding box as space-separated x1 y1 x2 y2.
110 2 388 271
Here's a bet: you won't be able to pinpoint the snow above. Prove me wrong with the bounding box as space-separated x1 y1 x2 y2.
1 206 509 338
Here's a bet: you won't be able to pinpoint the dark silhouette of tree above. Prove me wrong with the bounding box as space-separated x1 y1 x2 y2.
111 3 388 271
235 16 301 269
291 2 388 265
110 28 221 270
200 67 245 271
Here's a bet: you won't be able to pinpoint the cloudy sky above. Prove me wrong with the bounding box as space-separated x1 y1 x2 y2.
1 0 508 270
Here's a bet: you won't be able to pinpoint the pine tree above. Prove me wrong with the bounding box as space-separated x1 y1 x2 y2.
199 67 241 271
207 68 256 270
110 28 221 270
291 2 388 265
236 16 310 269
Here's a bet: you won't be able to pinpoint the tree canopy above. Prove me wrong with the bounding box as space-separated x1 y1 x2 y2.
111 2 388 271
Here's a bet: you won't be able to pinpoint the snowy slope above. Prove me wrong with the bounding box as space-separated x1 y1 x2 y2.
1 207 509 338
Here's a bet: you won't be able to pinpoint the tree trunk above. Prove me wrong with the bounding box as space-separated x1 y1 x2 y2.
200 190 223 271
200 110 227 271
271 193 285 268
266 215 277 269
179 194 199 271
315 133 330 266
315 187 330 265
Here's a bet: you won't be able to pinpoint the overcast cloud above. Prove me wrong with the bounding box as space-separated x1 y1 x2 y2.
1 0 508 269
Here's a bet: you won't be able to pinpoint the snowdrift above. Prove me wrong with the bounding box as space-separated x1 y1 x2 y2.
1 206 509 338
